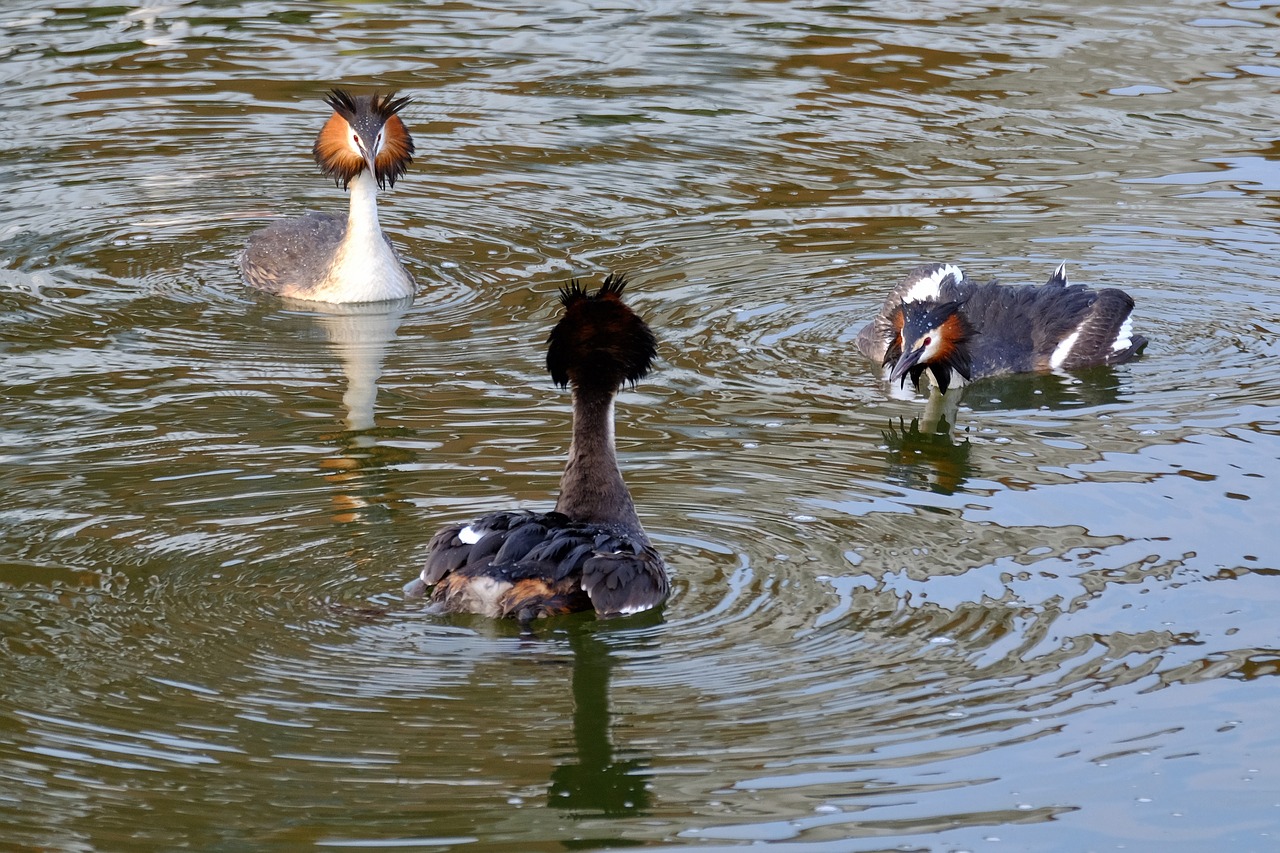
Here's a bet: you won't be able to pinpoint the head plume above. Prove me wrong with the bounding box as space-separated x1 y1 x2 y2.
313 88 415 189
546 273 657 393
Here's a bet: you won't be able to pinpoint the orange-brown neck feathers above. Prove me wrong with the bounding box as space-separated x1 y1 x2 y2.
312 89 415 189
374 112 413 185
546 274 657 393
885 305 907 365
886 299 974 391
925 312 966 360
314 112 365 187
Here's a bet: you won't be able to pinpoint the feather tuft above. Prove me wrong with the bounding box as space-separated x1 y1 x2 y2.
547 273 656 391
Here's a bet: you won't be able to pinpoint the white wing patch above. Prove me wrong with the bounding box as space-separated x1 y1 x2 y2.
903 263 964 303
1049 330 1080 369
1111 316 1134 352
458 525 482 545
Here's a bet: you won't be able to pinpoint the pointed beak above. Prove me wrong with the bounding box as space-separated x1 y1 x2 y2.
889 345 924 387
351 125 383 187
362 148 380 184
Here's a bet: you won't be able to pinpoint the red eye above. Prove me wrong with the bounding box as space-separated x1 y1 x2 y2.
923 336 932 346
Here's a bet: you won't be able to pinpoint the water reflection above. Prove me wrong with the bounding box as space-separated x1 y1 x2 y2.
292 296 412 435
878 416 974 495
279 296 415 525
867 361 1138 495
962 367 1132 414
548 626 652 818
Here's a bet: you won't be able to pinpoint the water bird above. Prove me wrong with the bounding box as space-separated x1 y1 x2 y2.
404 274 669 622
856 262 1148 427
240 89 416 303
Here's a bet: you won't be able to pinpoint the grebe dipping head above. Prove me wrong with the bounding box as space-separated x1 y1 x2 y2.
239 88 417 304
405 274 669 623
858 262 1148 395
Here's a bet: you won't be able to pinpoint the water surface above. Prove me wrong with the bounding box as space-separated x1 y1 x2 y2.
2 1 1279 850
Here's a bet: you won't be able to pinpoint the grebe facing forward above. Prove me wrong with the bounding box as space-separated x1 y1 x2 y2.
858 262 1148 393
240 89 416 303
404 274 669 622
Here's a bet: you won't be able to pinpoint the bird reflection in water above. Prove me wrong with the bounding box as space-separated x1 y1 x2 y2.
878 368 1132 496
547 625 653 818
291 296 415 524
880 416 974 496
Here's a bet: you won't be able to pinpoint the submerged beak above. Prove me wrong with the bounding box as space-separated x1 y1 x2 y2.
889 345 924 387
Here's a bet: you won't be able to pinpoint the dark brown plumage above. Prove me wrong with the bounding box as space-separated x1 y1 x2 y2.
548 273 657 392
405 274 668 623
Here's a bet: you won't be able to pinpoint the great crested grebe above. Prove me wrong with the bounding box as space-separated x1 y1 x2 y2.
239 89 416 303
857 262 1148 428
404 274 669 622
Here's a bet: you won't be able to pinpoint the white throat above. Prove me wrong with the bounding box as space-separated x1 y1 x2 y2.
311 170 415 303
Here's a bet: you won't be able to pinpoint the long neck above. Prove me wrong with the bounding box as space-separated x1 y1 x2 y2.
345 169 381 238
314 168 414 303
554 388 644 535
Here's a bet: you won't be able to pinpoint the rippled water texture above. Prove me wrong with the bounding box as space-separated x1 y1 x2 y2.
2 1 1280 850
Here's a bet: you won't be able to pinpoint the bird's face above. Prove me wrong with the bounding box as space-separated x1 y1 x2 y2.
886 300 973 392
343 115 384 177
313 90 415 190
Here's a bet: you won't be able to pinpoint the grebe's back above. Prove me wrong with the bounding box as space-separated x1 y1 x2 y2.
412 509 665 621
241 212 344 295
404 274 669 622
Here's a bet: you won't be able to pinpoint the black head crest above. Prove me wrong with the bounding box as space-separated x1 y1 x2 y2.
322 88 359 121
546 273 656 392
321 88 412 125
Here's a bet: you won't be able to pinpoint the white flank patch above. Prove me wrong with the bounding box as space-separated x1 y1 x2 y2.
1111 316 1133 352
1049 330 1081 369
458 525 482 545
464 577 511 618
903 263 964 303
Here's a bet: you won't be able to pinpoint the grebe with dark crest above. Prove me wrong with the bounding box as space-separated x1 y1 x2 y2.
857 263 1147 426
239 89 416 303
404 274 669 623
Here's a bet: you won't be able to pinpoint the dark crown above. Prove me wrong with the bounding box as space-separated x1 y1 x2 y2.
322 89 413 126
546 273 657 392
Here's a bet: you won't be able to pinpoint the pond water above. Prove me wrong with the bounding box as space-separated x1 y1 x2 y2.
2 0 1279 850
